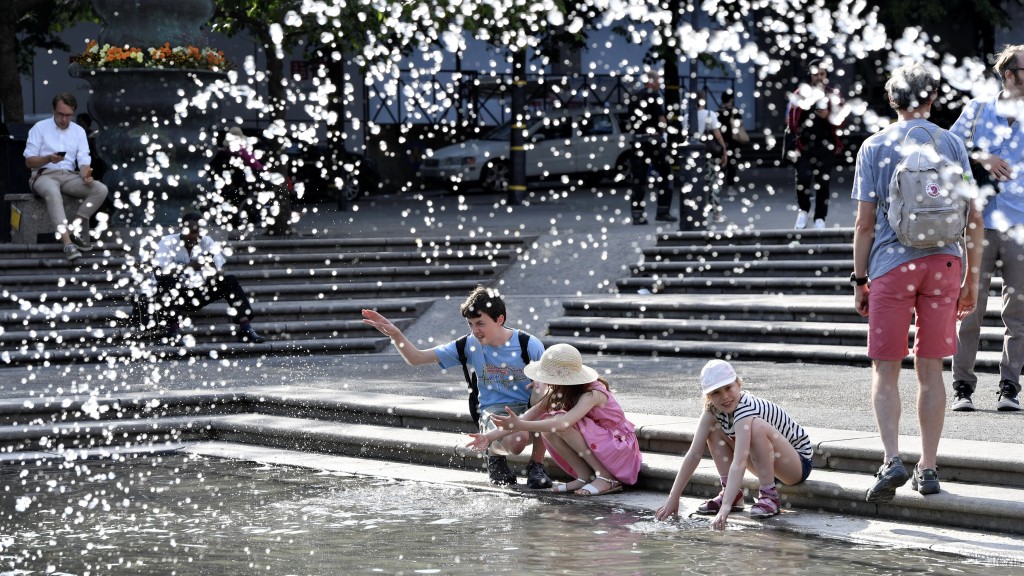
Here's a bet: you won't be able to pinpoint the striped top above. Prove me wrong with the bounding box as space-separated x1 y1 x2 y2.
712 392 813 460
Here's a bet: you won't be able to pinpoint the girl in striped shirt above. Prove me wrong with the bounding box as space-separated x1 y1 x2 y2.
655 359 813 530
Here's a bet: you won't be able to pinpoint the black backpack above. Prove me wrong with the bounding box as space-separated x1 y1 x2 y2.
456 330 533 425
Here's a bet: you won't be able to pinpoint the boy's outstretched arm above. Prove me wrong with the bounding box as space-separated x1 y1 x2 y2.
361 309 437 365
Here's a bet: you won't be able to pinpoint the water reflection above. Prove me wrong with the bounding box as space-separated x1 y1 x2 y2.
0 454 1017 575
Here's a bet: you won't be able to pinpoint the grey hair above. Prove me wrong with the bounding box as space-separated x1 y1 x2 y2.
886 64 939 111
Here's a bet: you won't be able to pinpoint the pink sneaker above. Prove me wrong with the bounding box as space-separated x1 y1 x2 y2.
749 489 781 519
696 489 744 515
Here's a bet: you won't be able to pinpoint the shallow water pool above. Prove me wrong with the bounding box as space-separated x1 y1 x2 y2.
0 454 1018 575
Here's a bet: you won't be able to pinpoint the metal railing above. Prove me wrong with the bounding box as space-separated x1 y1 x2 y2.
366 71 636 127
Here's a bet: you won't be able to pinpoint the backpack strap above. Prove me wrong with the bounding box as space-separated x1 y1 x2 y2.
456 335 480 425
517 330 532 365
968 101 987 150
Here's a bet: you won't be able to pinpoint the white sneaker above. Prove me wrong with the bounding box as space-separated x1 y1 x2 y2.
795 211 809 229
814 218 826 229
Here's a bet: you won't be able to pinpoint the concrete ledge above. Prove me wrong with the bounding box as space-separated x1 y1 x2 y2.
5 193 80 244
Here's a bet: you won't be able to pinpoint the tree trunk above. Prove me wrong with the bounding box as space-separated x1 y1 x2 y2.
0 1 27 123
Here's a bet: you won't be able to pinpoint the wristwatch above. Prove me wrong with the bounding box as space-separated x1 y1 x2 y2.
849 272 868 286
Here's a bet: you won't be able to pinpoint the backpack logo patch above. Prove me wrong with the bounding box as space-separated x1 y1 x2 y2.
925 183 941 198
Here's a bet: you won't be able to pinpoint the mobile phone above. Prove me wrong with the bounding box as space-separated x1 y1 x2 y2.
55 151 66 157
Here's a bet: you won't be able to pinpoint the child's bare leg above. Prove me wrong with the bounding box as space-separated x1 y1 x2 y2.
706 425 736 478
529 434 547 463
541 432 591 488
747 418 804 485
490 430 531 455
546 426 616 491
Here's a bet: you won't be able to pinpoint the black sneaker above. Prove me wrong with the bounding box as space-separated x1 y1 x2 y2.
911 466 940 495
524 461 552 489
487 455 517 485
68 231 93 251
951 381 975 412
865 456 911 503
997 380 1021 411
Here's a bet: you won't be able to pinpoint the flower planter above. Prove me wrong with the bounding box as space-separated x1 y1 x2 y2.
72 66 226 225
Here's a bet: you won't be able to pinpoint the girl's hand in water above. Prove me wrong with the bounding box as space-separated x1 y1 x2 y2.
654 498 679 521
710 510 729 531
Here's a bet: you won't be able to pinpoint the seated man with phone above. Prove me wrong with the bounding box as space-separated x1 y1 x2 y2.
23 92 109 261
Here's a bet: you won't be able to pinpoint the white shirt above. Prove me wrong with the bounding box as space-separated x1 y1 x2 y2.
697 109 722 135
24 117 92 172
146 233 226 290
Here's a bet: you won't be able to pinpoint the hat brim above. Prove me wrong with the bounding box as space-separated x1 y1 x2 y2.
524 363 599 386
702 375 736 394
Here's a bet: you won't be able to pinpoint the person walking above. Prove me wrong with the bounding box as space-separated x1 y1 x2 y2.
786 58 844 229
628 70 676 225
851 64 984 502
717 90 746 195
948 44 1024 413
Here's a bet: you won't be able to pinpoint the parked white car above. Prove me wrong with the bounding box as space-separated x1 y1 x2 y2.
419 107 633 192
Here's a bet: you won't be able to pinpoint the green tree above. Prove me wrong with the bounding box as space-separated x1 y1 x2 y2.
211 0 316 125
1 0 94 123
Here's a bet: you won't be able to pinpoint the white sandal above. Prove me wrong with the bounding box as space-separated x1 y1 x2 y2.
575 475 623 496
552 478 587 493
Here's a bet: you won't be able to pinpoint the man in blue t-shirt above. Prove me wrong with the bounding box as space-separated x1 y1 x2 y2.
947 44 1024 413
362 286 551 488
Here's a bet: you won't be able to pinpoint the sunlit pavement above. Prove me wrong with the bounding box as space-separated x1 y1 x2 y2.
0 164 1009 440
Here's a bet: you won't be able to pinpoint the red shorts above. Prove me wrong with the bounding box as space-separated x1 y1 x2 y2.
867 254 962 361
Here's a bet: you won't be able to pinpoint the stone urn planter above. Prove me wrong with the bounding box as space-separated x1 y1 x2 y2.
72 0 226 226
71 65 226 225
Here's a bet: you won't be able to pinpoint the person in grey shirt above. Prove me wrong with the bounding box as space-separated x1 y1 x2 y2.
850 63 984 502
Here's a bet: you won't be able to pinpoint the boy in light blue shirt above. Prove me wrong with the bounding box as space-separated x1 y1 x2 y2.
363 285 551 487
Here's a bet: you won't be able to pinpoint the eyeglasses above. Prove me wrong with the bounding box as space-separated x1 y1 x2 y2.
54 112 74 119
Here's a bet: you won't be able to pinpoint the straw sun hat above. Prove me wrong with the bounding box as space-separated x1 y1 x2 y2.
524 343 598 386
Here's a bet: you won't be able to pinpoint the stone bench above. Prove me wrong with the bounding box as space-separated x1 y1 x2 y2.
5 193 80 244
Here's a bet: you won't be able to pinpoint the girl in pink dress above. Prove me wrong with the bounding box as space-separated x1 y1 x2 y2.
467 343 642 496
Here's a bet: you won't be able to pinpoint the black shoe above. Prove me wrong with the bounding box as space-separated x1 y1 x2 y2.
487 455 517 485
865 456 910 503
238 326 266 344
632 215 648 225
911 466 940 495
525 460 552 489
997 380 1021 411
162 327 183 346
68 232 93 251
655 213 678 222
951 381 975 412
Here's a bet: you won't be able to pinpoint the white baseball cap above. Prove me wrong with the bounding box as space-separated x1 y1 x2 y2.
700 359 737 394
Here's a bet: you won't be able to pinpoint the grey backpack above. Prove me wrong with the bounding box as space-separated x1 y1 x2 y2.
887 125 970 248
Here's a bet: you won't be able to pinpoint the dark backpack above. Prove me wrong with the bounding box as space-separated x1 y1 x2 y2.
456 330 533 425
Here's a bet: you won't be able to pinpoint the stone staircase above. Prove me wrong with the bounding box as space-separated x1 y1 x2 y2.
547 228 1005 370
2 387 1021 535
0 234 532 366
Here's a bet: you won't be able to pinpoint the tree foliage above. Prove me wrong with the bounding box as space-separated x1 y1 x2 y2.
1 0 95 123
